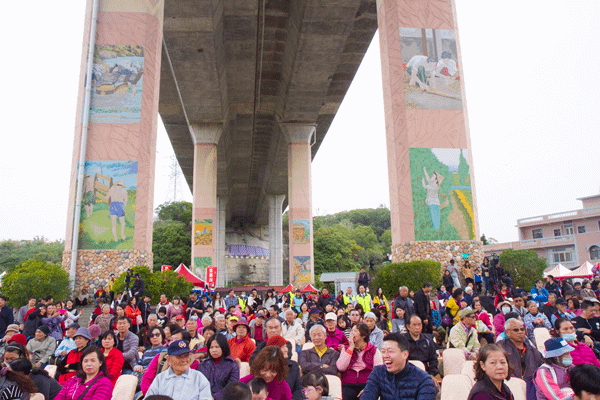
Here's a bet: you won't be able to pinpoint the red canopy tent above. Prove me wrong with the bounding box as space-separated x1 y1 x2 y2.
300 284 319 293
174 263 206 288
280 284 295 293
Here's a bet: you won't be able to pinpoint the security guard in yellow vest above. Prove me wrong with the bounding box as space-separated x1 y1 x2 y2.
342 287 356 308
356 285 372 313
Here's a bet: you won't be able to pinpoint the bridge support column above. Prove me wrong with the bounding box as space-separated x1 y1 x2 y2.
282 123 316 286
376 0 483 266
216 196 228 287
61 0 165 293
268 195 285 286
191 123 223 279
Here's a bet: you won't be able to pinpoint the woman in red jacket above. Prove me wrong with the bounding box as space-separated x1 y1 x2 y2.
228 320 256 363
100 331 124 385
124 297 141 333
58 327 91 384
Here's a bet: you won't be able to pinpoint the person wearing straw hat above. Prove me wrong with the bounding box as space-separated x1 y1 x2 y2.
533 337 575 400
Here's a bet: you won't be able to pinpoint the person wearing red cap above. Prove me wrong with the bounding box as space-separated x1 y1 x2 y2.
229 320 256 363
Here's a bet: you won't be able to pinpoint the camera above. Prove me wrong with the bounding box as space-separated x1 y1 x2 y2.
124 269 133 288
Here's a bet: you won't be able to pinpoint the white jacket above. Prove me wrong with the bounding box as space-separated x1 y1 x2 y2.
282 320 305 345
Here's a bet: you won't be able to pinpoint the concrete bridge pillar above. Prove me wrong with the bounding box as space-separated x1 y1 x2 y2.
191 123 223 279
268 195 286 286
62 0 165 293
282 123 316 286
216 196 228 287
377 0 483 266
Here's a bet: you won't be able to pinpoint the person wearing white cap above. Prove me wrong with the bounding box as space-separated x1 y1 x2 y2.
533 337 574 400
324 312 348 351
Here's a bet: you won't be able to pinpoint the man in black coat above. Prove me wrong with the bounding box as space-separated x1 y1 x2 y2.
402 315 438 377
131 273 145 301
393 286 415 324
186 291 205 318
137 294 153 325
316 288 335 310
413 282 433 334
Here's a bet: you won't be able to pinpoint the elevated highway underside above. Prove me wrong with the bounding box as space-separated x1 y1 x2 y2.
158 0 378 226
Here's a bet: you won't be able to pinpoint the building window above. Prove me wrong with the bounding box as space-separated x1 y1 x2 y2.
591 246 600 261
553 252 573 263
578 226 586 234
554 229 562 237
564 223 574 235
532 229 543 239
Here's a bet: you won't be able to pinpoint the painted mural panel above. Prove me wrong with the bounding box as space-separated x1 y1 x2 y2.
409 148 475 241
399 28 462 110
293 256 311 284
194 219 213 245
77 161 138 249
194 256 211 277
89 45 144 123
292 219 310 245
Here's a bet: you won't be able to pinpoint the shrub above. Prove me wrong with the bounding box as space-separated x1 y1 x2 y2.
371 260 442 297
1 259 70 307
111 266 193 303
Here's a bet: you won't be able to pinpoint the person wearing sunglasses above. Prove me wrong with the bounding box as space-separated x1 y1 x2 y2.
133 326 166 375
497 318 543 400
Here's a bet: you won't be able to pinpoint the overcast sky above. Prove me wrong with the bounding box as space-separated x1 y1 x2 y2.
1 1 598 245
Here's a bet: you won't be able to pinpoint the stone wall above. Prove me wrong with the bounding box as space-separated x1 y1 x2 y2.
391 240 484 265
62 250 152 294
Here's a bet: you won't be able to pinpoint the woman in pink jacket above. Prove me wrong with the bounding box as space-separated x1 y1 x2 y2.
54 347 113 400
555 318 600 367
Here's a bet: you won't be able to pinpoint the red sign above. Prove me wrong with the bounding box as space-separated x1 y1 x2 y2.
161 265 172 272
206 266 217 289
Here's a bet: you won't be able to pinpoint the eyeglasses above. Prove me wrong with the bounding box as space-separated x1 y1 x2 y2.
509 328 527 332
301 386 320 395
150 333 162 338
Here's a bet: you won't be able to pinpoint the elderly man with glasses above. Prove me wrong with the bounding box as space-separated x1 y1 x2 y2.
498 318 543 400
448 307 480 360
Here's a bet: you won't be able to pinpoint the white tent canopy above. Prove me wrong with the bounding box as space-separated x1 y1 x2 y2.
543 263 571 279
566 261 595 278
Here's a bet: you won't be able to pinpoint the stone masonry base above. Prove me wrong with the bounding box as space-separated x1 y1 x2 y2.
391 240 484 265
62 250 152 295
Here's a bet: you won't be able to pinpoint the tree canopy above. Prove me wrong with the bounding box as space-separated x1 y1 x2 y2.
152 221 191 271
0 237 64 272
499 249 547 290
155 201 193 225
1 259 70 307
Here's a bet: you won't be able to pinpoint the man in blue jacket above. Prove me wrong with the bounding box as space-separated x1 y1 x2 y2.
360 332 436 400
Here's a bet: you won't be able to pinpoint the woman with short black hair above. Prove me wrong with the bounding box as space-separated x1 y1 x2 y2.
197 334 239 400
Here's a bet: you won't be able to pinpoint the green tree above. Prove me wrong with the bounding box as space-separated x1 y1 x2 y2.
313 225 361 276
499 249 547 290
155 201 193 225
351 226 378 250
0 237 64 272
1 259 70 307
371 260 442 296
152 221 191 272
111 266 193 303
381 229 392 253
480 234 489 245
